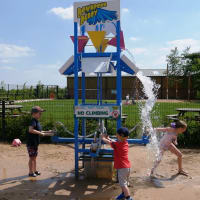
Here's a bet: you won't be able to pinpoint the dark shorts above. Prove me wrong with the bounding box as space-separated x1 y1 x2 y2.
27 146 38 157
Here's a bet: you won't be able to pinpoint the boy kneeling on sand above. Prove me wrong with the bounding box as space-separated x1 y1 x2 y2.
101 127 133 200
27 106 53 177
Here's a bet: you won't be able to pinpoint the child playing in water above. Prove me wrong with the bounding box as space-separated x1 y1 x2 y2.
27 106 54 177
150 120 188 177
101 127 133 200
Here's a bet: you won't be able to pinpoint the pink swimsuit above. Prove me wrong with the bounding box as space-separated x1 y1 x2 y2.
159 132 177 150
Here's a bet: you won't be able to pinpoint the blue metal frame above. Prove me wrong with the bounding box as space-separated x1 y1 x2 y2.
97 73 100 105
116 20 121 129
100 73 103 105
73 20 123 178
74 22 79 178
63 53 136 76
81 72 86 167
52 17 149 179
52 136 149 145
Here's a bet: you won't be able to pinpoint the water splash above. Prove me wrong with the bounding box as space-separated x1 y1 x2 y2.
136 71 160 174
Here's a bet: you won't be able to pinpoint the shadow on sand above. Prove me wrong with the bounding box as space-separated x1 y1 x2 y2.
0 171 120 200
128 173 186 189
149 173 189 188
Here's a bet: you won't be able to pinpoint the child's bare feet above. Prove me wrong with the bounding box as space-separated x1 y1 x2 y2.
178 169 188 176
149 171 156 179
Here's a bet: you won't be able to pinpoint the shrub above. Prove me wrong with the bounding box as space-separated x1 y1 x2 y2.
178 121 200 148
0 114 31 142
1 114 200 148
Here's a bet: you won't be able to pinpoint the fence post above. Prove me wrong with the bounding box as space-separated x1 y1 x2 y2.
66 87 68 99
1 100 6 141
7 84 9 98
46 86 48 98
42 85 44 99
36 85 39 98
29 86 31 98
56 86 59 99
16 85 19 100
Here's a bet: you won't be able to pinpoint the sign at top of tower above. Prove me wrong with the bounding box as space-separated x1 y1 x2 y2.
74 0 120 26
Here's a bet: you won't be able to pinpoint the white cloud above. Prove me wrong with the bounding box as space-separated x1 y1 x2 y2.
122 8 130 13
130 37 140 41
1 66 15 71
139 19 149 24
167 38 200 52
159 38 200 53
127 38 200 69
0 61 66 86
138 18 162 25
49 6 73 20
0 44 34 59
159 47 170 52
153 19 162 24
1 59 10 63
23 62 66 86
130 48 148 55
151 55 166 66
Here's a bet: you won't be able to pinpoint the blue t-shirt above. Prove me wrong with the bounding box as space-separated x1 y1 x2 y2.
27 118 42 147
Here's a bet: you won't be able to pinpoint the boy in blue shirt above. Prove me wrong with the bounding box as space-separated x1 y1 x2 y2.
27 106 53 177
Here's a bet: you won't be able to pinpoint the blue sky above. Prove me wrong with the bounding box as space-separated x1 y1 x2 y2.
1 0 200 87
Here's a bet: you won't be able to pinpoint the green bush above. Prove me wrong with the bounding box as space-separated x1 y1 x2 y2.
1 113 200 148
178 121 200 148
0 115 55 143
0 115 31 142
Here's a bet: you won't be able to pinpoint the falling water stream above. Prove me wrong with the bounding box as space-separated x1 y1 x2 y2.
123 47 162 173
136 71 161 174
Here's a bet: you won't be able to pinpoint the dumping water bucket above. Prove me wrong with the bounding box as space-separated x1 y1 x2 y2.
84 159 114 180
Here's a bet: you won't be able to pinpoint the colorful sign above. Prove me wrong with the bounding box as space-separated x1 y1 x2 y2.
87 31 106 52
108 31 125 50
74 105 121 119
70 36 89 52
74 0 120 26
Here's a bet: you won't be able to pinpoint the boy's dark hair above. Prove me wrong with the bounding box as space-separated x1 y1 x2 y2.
117 127 129 137
171 120 187 129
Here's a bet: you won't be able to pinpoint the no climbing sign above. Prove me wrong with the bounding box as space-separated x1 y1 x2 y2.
74 105 121 119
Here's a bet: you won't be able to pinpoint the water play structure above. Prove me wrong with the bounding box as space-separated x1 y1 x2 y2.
52 0 149 178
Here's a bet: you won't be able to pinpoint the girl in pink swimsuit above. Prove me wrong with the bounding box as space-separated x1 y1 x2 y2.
150 120 188 177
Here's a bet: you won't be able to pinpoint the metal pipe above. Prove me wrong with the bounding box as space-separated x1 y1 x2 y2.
74 21 79 179
52 136 149 145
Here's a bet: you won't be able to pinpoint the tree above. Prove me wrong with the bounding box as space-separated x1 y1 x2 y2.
166 47 190 77
166 47 200 99
183 52 200 90
166 47 189 99
166 47 182 77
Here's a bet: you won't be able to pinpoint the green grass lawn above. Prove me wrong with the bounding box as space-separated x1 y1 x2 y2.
17 99 200 134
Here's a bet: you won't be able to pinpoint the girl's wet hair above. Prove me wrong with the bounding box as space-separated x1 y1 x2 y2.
170 120 187 129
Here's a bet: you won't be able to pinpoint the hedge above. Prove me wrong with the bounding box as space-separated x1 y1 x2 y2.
0 115 200 148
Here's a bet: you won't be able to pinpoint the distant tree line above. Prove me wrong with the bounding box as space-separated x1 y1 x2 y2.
166 47 200 91
0 81 68 100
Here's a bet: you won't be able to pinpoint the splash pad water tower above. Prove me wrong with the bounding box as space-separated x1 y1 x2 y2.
53 0 149 179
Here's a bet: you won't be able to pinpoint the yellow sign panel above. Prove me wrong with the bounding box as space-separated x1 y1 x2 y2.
87 31 106 52
101 38 109 52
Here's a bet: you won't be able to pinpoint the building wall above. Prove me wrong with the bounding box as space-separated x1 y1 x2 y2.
67 76 196 100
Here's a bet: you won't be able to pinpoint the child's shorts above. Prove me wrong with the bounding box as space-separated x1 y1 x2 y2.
118 168 130 187
27 146 38 157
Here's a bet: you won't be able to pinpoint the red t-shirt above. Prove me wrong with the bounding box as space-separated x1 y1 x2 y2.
110 140 131 169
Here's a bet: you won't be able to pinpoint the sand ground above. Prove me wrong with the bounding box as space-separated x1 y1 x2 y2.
0 143 200 200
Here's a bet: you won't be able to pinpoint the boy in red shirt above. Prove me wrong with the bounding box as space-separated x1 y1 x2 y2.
101 127 133 200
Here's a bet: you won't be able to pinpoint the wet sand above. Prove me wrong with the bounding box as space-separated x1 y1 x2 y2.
0 143 200 200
